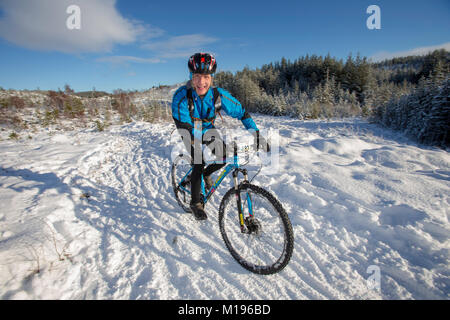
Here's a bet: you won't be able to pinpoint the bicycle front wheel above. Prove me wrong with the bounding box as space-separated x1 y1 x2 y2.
219 183 294 275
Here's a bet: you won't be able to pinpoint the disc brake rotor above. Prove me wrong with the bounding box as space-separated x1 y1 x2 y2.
245 217 262 235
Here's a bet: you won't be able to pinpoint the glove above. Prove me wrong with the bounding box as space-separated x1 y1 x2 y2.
253 130 270 152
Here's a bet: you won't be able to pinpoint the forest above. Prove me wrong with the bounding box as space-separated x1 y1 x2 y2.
215 49 449 147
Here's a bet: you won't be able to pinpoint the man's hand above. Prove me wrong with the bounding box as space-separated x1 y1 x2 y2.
253 130 270 152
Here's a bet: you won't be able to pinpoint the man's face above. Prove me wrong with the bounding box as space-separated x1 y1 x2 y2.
192 73 212 96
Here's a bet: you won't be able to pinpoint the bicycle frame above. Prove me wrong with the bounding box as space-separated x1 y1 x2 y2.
177 155 239 204
176 143 254 232
173 141 294 274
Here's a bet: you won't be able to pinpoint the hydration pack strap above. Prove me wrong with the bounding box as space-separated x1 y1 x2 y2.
187 87 221 124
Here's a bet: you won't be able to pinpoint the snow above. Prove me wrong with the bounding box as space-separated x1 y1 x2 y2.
0 115 449 299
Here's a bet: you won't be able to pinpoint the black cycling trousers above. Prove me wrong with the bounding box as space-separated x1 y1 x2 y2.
178 128 227 204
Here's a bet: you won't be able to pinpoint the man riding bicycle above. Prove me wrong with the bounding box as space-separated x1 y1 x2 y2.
172 52 269 221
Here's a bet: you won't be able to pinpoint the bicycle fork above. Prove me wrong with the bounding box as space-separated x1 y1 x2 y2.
233 169 253 233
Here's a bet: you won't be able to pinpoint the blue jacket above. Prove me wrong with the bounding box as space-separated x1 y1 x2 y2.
172 83 258 139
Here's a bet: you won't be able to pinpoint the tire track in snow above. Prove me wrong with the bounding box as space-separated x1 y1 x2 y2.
60 117 449 299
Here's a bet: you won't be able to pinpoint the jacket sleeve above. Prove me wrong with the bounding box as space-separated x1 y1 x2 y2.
172 86 194 134
217 87 259 131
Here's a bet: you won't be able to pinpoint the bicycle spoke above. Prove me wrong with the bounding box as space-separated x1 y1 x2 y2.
219 185 293 274
244 235 275 265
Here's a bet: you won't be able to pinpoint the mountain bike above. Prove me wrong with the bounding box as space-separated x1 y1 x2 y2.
171 141 294 275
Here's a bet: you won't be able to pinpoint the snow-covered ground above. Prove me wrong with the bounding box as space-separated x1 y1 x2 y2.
0 114 448 299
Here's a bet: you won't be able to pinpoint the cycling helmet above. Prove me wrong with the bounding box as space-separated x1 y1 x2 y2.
188 52 217 75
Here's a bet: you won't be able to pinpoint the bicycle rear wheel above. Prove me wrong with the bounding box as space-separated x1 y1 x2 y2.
171 154 193 213
219 183 294 275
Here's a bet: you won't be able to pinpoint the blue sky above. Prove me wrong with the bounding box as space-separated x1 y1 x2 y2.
0 0 448 92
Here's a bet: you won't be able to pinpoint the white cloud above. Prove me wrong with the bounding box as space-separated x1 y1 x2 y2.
142 34 218 58
0 0 218 64
0 0 159 53
96 33 217 65
96 55 162 64
370 42 450 62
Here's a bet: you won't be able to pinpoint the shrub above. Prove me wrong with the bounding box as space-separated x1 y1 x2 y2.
63 97 85 118
9 96 26 109
95 120 106 132
47 90 67 110
9 132 19 140
111 90 137 122
41 108 59 126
